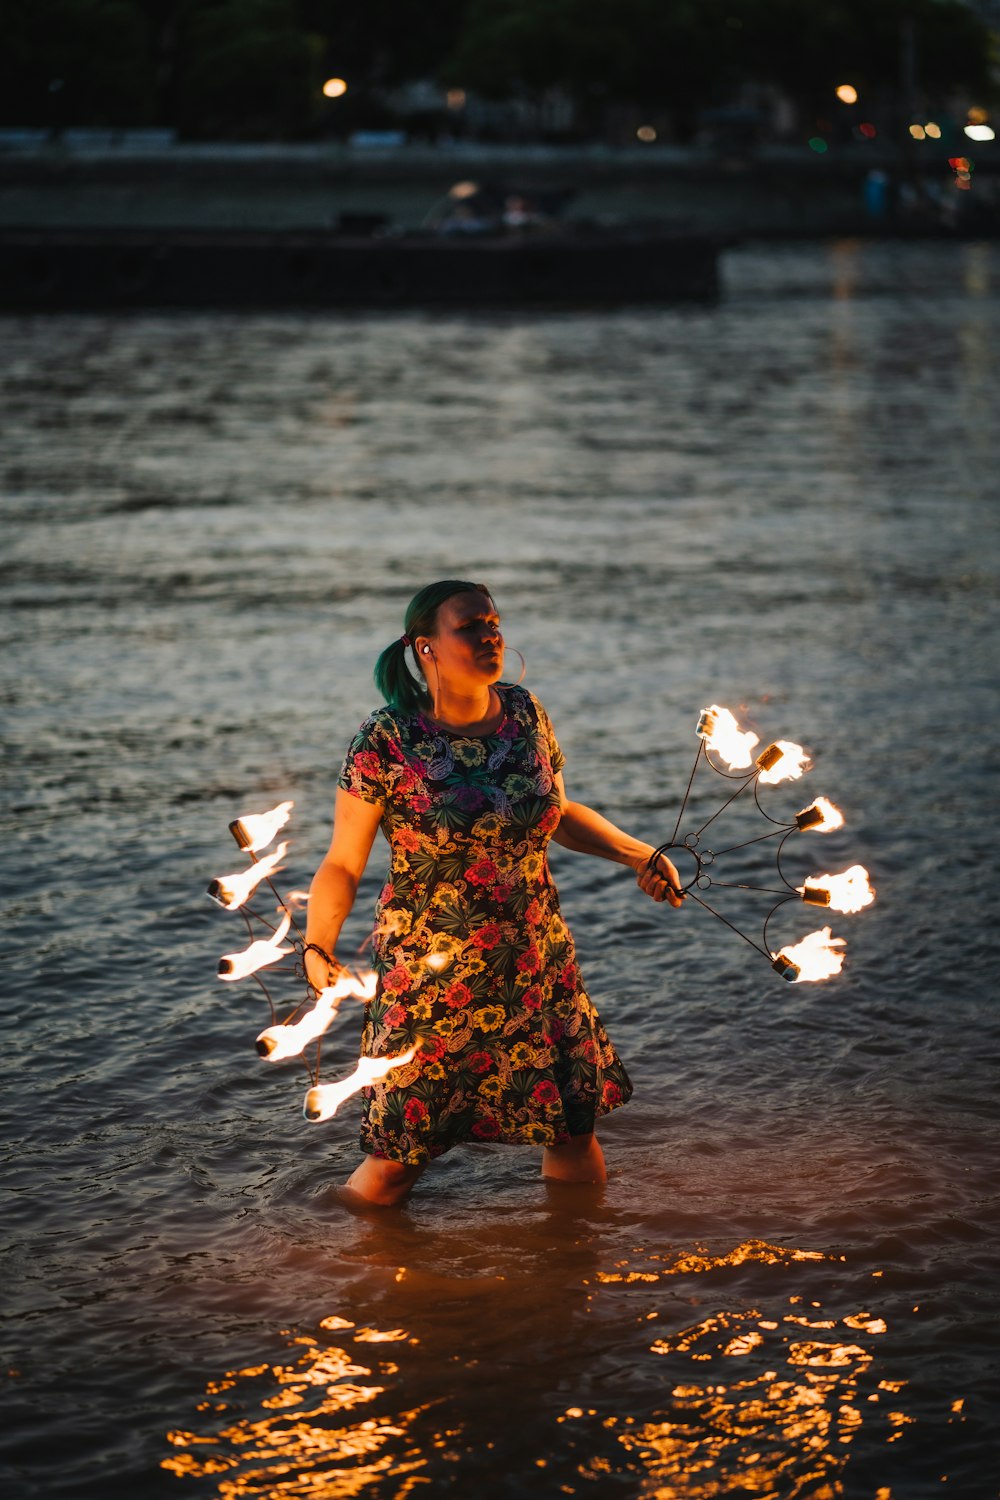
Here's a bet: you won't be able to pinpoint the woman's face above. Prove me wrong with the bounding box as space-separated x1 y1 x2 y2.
421 590 503 689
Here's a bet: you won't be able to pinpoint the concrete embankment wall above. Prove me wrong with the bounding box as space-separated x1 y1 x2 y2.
1 141 992 237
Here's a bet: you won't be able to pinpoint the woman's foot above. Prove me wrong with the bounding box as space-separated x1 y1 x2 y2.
541 1132 606 1183
344 1154 425 1207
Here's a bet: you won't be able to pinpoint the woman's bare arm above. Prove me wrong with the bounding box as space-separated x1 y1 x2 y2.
303 787 384 988
549 772 684 907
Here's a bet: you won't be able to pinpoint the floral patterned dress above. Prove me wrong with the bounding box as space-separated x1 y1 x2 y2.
337 684 633 1165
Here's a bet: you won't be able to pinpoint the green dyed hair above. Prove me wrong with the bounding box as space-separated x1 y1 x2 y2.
374 579 493 714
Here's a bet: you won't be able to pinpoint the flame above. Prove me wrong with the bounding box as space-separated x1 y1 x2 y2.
796 797 844 832
773 926 846 982
218 910 293 980
343 969 378 1002
258 983 343 1061
258 969 377 1058
698 704 759 770
208 841 288 910
230 800 293 853
799 865 875 914
303 1047 418 1122
757 740 810 784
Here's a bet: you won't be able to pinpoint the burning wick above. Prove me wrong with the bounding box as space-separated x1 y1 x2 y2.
696 704 759 769
229 800 293 853
799 865 875 914
756 740 810 785
795 797 844 832
218 910 293 980
258 989 341 1060
772 926 846 982
303 1047 419 1122
207 841 288 910
256 971 378 1060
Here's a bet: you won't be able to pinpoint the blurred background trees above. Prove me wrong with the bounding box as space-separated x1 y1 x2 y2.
0 0 993 141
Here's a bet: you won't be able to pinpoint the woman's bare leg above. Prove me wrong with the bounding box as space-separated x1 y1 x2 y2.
344 1155 425 1207
541 1132 606 1183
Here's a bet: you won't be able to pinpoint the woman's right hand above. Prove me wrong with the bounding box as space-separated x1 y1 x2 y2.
633 846 685 908
304 944 339 994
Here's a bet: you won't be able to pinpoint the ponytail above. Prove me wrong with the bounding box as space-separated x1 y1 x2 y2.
374 636 425 715
374 578 492 714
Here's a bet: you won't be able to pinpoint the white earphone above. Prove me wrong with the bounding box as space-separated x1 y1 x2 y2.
422 645 432 655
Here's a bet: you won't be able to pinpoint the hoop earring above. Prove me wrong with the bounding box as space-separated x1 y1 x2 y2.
423 655 442 721
504 646 527 685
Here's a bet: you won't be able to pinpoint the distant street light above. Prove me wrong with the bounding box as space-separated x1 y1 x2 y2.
835 85 858 105
322 78 348 99
965 124 995 142
636 125 657 142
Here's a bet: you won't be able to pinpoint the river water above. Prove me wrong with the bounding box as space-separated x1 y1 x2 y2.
2 241 998 1500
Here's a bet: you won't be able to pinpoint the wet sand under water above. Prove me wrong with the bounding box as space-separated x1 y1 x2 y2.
1 240 999 1499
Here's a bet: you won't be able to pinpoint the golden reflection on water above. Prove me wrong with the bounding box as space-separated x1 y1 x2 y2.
163 1318 433 1497
163 1240 908 1498
590 1242 907 1498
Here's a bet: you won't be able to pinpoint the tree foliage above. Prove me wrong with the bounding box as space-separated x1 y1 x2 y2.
0 0 993 136
447 0 995 127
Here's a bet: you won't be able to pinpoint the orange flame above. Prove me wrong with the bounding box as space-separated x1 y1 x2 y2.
796 797 844 832
303 1047 419 1122
698 704 759 769
799 865 875 914
774 926 846 981
757 741 810 785
218 910 293 980
230 801 293 853
258 987 342 1061
208 841 288 910
256 971 377 1060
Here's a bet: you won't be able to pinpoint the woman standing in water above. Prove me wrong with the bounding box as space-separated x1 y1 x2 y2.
304 580 682 1206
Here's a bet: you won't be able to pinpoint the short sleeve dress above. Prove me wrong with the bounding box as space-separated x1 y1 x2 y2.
337 683 633 1165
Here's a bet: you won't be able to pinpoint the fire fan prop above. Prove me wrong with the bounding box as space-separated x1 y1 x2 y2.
206 804 411 1124
647 705 875 982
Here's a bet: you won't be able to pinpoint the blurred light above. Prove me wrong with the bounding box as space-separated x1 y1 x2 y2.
637 125 657 143
322 78 348 99
448 180 479 199
909 124 926 140
967 107 989 125
965 124 995 142
924 122 942 140
808 137 828 153
446 89 467 110
835 85 858 105
859 122 877 140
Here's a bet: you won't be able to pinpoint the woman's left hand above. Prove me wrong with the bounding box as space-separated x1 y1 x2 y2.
633 847 685 908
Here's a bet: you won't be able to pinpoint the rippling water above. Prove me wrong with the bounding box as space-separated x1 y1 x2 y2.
2 241 999 1500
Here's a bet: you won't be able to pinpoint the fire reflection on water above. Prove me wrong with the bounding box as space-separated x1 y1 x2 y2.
162 1240 910 1498
163 1321 427 1494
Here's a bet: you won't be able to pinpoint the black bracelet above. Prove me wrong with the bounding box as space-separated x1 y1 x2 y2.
303 942 335 967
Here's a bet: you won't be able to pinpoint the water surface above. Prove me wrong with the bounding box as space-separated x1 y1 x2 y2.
2 240 998 1499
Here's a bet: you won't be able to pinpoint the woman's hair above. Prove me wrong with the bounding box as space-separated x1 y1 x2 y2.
374 579 493 713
